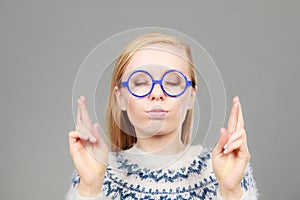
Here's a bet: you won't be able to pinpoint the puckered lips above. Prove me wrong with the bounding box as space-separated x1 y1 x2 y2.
146 107 168 119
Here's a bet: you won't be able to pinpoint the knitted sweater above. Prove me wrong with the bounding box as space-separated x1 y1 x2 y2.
65 145 258 199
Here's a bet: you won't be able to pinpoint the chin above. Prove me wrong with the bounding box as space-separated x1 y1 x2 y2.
136 122 179 138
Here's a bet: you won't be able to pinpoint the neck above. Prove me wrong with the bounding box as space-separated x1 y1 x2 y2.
135 128 186 155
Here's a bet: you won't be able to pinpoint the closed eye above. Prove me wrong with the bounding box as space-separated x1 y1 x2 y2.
133 81 150 86
164 81 180 86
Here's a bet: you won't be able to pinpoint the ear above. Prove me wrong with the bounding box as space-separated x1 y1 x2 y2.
114 86 127 111
187 85 197 110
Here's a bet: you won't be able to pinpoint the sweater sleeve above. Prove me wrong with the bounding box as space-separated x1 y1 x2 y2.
215 163 259 200
64 170 106 200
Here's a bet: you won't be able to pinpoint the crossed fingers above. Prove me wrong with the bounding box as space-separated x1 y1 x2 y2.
76 96 97 143
223 96 248 155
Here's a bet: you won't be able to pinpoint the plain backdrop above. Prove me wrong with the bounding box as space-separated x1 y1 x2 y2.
0 1 299 199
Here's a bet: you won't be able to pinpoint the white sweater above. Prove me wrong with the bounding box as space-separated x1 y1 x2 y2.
65 145 258 199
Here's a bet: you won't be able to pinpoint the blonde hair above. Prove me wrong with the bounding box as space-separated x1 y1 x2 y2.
106 32 197 152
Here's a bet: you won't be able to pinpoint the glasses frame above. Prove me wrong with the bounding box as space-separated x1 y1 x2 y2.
120 69 193 98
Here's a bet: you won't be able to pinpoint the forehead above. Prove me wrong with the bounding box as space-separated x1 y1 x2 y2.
123 44 190 78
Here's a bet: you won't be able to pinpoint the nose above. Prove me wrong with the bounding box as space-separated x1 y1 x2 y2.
148 83 166 100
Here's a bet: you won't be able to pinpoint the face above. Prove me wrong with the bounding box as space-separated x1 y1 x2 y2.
115 44 197 139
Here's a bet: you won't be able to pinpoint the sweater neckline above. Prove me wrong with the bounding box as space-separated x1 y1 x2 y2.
110 144 205 170
130 143 189 157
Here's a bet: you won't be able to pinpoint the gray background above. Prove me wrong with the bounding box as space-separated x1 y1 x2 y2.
0 1 299 199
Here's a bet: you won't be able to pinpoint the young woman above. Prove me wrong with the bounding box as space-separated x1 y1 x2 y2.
66 33 258 199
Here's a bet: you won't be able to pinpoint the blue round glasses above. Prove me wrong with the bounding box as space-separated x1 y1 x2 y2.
120 69 194 98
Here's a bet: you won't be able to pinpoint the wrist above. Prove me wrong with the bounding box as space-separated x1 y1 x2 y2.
219 186 243 200
76 167 106 197
77 182 102 198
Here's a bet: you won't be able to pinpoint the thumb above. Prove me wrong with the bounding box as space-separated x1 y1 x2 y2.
212 127 229 156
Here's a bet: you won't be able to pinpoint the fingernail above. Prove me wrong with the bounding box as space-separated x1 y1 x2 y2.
78 132 88 140
233 96 239 104
220 127 225 133
90 136 96 143
223 149 228 154
224 143 228 149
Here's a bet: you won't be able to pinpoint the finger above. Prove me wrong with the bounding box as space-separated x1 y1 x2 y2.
77 97 93 129
68 131 88 146
227 100 239 135
223 139 243 154
78 132 89 141
92 123 106 146
77 97 92 126
91 123 101 140
239 128 249 154
237 101 244 129
224 128 244 149
69 131 80 144
76 123 97 143
236 120 243 131
212 127 229 155
69 131 83 155
233 96 240 104
225 129 250 156
76 102 82 126
69 130 93 144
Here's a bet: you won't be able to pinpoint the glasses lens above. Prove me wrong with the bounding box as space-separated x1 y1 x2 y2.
162 71 186 96
128 71 152 96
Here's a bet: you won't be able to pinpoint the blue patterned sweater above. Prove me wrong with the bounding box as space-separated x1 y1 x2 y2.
66 145 258 200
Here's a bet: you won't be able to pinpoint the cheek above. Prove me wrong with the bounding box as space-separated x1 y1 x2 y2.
173 93 192 123
128 100 143 117
126 97 149 127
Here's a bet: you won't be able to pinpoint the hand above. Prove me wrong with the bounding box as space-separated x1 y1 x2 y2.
68 96 108 197
212 96 251 200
